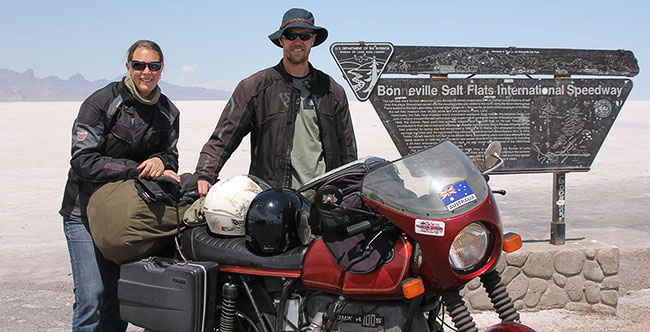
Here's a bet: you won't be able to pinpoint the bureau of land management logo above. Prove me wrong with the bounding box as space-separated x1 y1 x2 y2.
330 42 394 101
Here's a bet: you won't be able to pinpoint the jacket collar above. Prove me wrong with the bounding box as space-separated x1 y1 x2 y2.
273 60 330 97
117 77 160 109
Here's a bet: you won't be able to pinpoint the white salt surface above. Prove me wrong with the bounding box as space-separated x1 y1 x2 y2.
0 100 648 331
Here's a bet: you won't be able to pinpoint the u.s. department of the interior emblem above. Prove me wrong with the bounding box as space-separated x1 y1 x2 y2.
330 42 394 101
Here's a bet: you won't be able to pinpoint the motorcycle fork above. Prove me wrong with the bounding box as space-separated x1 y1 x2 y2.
441 290 478 332
480 269 520 323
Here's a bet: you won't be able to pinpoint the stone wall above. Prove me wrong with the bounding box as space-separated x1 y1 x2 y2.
460 240 620 314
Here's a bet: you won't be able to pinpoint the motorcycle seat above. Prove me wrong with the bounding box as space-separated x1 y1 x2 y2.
181 226 308 271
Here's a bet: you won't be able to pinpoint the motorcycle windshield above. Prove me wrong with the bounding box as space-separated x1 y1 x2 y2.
361 141 489 220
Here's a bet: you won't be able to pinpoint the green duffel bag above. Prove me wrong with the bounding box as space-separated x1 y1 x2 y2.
87 179 189 264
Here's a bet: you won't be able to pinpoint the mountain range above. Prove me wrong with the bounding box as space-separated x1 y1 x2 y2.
0 68 231 102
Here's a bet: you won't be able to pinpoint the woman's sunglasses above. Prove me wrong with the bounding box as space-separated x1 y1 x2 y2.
282 31 314 41
129 60 162 72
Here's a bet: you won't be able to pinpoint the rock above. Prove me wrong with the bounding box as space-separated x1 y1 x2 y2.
553 250 585 276
565 276 585 302
584 281 600 304
583 247 596 260
593 303 617 315
466 288 492 311
600 290 619 307
565 302 591 312
506 251 528 267
553 273 567 287
597 247 620 276
501 266 521 285
506 273 529 301
466 277 481 291
583 260 605 282
496 255 506 273
514 299 524 311
524 278 547 308
523 251 554 279
601 276 620 291
539 284 569 309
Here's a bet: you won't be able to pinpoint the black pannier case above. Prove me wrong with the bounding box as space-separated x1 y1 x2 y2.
118 257 218 332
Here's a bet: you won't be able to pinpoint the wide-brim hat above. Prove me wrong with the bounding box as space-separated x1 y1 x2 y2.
268 8 328 47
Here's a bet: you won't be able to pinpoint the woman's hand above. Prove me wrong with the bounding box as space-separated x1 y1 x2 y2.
198 179 212 197
137 157 165 180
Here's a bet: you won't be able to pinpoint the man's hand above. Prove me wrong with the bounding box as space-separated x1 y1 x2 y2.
198 179 212 197
137 157 165 180
161 169 181 183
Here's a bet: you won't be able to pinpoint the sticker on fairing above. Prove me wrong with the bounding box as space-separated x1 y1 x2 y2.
439 180 477 212
415 219 445 236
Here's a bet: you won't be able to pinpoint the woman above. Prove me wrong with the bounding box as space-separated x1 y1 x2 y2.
59 40 180 331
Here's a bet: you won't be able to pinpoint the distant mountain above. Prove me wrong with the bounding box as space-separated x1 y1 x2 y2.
0 68 231 101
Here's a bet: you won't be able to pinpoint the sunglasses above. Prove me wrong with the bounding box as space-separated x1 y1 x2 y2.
282 31 314 41
129 60 162 71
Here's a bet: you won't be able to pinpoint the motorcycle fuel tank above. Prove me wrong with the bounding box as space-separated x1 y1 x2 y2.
301 235 412 299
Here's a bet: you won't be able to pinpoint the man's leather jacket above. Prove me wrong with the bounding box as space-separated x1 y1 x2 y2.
195 61 357 188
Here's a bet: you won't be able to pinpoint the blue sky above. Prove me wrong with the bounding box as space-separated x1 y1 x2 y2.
1 0 647 99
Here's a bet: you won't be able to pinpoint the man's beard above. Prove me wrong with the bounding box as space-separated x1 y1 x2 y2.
285 48 309 65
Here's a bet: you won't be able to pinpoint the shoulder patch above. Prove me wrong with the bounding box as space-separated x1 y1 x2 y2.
76 130 88 141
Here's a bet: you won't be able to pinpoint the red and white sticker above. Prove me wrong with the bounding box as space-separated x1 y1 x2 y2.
414 219 445 236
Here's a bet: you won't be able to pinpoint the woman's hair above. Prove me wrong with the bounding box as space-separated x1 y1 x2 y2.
126 40 164 63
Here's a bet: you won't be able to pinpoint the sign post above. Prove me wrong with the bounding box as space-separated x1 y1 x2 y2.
551 172 567 245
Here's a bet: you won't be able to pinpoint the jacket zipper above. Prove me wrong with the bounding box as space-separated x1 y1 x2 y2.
282 86 300 188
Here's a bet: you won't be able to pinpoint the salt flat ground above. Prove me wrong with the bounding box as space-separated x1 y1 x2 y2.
0 100 648 331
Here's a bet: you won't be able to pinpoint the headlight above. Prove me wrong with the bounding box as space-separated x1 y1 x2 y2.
449 223 490 272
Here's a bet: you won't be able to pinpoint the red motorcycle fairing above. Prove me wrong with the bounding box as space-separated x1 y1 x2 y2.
486 322 538 332
364 191 503 293
301 235 412 299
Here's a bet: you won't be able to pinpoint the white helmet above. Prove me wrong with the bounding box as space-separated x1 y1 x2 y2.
203 175 269 236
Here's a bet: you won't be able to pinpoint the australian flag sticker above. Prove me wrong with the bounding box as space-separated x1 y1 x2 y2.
439 180 477 212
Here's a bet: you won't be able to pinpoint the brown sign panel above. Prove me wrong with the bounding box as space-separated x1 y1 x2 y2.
368 78 632 173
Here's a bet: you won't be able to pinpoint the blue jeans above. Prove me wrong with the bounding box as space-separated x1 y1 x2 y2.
64 218 127 332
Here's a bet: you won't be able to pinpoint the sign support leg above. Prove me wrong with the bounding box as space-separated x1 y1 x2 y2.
551 172 566 245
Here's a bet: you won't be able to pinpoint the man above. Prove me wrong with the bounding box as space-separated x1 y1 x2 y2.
195 8 357 195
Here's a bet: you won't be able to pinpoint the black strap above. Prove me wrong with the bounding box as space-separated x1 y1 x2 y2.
403 294 424 332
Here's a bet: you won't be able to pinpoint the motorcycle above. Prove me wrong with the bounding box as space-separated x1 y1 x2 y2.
118 140 537 332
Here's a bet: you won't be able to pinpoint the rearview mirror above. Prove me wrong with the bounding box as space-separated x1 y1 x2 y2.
484 141 502 169
483 141 504 175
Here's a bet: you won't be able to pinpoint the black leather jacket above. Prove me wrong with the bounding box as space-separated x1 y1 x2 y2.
60 79 180 219
195 61 357 188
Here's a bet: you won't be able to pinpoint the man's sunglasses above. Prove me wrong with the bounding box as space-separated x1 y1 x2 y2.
129 60 162 71
283 31 314 41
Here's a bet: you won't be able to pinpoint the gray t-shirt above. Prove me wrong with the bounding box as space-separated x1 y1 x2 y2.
290 76 326 189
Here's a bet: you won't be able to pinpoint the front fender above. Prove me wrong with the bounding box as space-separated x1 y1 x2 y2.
486 322 537 332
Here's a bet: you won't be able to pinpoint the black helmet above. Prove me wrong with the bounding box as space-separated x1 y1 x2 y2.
245 189 311 255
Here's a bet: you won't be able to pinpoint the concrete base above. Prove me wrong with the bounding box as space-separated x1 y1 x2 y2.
460 239 620 314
